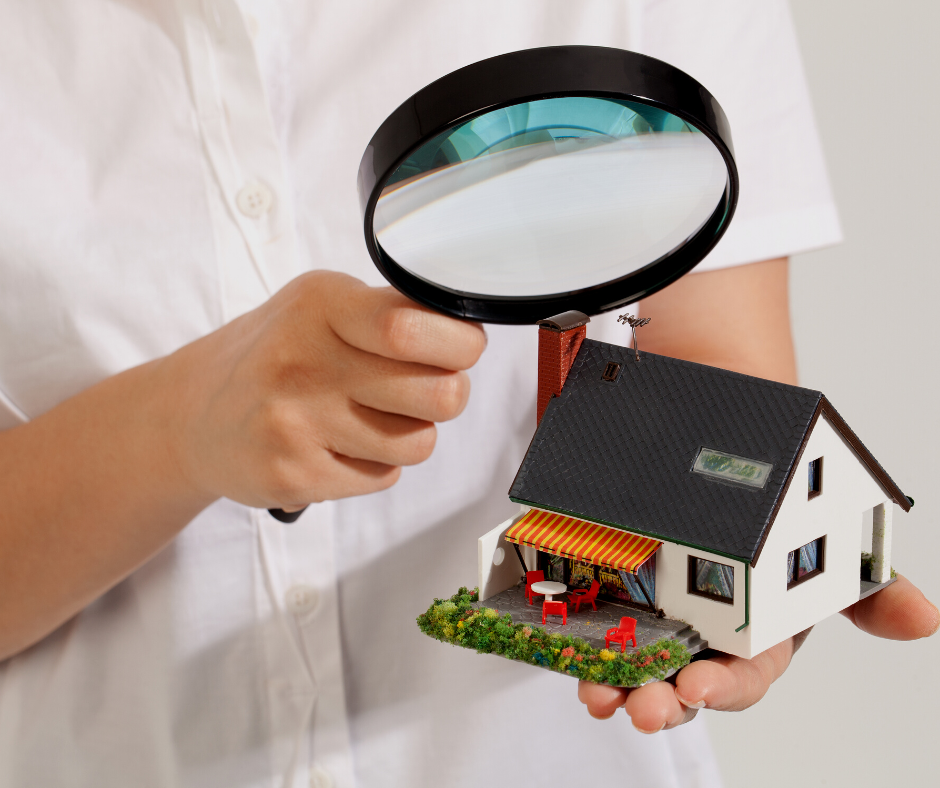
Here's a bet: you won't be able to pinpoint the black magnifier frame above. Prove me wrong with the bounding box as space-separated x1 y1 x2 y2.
357 45 739 325
270 46 739 523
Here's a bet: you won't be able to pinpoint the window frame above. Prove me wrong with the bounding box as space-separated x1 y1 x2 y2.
687 555 735 605
786 535 827 590
808 456 823 500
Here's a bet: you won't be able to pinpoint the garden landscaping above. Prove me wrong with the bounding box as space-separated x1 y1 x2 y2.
417 587 692 687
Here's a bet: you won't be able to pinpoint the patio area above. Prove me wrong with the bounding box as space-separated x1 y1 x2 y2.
474 582 708 655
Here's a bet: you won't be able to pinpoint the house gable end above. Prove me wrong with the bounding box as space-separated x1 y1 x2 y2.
751 397 912 566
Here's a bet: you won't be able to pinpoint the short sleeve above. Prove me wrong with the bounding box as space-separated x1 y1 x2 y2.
638 0 841 270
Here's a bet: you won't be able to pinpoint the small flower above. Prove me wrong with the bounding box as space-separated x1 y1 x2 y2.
640 655 654 667
599 650 617 662
522 626 533 638
457 621 465 628
575 655 583 662
561 647 575 658
658 650 671 660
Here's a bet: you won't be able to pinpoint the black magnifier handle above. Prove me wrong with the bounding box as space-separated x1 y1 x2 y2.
268 506 307 523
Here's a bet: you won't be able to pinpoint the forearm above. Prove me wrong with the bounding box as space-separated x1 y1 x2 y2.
638 258 798 385
0 270 485 660
0 353 215 660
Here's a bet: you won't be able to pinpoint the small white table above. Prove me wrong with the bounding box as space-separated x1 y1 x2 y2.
530 581 567 601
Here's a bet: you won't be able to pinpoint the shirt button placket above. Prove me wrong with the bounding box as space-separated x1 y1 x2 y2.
236 181 274 218
285 584 320 618
309 765 334 788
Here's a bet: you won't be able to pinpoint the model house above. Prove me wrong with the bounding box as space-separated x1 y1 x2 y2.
478 311 911 659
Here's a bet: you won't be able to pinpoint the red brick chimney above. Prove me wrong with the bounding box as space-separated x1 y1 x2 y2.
536 311 590 425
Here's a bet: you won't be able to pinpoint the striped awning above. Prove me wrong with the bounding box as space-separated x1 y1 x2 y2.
505 509 661 574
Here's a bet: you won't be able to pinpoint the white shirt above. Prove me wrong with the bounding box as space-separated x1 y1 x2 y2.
0 1 840 786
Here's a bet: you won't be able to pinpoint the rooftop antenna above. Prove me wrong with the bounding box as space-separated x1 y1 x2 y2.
617 313 651 361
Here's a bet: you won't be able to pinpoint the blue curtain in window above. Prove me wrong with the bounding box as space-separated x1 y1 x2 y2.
620 553 656 606
696 559 734 598
798 539 819 577
788 537 822 585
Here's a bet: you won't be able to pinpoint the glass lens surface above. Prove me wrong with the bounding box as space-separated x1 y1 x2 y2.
374 97 728 298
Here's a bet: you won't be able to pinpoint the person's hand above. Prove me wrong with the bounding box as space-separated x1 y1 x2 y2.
166 270 486 510
578 574 938 731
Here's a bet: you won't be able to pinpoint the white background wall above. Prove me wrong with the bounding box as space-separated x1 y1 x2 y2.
707 2 940 784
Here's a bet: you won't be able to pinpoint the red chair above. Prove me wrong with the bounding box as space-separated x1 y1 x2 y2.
605 616 637 651
568 580 600 613
525 570 545 605
542 600 567 625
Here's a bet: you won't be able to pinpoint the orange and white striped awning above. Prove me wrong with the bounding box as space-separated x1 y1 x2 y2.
505 509 661 574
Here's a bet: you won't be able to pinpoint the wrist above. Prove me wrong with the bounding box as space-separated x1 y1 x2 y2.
145 347 221 511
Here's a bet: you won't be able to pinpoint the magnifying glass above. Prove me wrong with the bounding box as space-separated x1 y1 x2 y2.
269 45 738 522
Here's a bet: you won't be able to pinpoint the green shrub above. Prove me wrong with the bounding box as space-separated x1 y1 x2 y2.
416 587 691 687
860 552 897 580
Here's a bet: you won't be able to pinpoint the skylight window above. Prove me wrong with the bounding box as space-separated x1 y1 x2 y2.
601 361 621 382
692 447 772 489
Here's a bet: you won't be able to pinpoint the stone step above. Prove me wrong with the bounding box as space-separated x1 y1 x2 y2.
668 625 709 656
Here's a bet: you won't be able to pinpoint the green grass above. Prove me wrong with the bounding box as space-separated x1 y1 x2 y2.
417 587 691 687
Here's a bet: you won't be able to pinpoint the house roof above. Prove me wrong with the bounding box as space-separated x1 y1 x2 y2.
509 339 910 566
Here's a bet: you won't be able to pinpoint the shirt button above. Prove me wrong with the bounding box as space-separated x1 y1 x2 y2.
285 584 319 617
309 766 334 788
236 182 274 218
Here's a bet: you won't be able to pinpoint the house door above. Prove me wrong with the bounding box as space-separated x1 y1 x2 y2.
547 554 657 609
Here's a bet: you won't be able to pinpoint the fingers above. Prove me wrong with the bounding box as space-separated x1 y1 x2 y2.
342 351 472 423
579 635 803 733
269 452 402 508
319 273 487 370
577 681 628 720
578 678 698 732
576 577 940 735
319 401 438 468
841 574 940 640
625 680 700 732
220 271 486 507
672 651 777 713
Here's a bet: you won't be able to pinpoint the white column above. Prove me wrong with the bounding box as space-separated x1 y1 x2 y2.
871 502 894 584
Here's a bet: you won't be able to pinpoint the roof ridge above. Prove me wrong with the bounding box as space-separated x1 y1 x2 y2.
582 337 821 398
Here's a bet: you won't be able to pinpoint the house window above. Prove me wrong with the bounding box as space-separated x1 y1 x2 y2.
808 457 823 499
787 536 826 589
688 556 735 604
601 361 621 382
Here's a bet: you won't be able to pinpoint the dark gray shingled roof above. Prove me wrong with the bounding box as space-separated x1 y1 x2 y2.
509 338 909 565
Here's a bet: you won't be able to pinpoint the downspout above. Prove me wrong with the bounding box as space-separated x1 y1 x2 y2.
735 563 750 632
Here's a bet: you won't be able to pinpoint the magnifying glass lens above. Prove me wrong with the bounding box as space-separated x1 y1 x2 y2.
374 97 727 298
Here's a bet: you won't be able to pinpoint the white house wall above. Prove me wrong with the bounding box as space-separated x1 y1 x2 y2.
655 541 751 657
748 414 890 656
477 508 529 601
